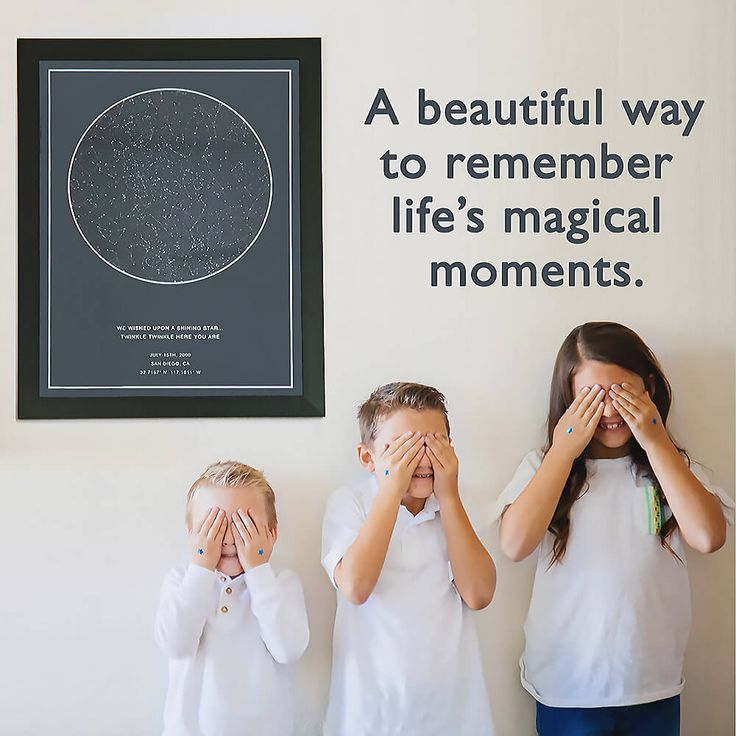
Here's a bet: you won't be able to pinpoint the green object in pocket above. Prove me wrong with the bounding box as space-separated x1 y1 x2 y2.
643 485 662 535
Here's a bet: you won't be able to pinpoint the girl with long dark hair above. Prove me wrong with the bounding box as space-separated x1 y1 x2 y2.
496 321 733 736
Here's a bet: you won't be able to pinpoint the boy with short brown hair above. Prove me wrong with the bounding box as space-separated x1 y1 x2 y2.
322 382 496 736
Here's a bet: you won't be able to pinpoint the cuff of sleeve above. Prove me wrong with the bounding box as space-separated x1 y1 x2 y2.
244 562 278 597
322 549 345 589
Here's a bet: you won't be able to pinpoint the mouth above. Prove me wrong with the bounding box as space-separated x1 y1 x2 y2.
413 471 434 480
598 419 625 431
220 551 238 558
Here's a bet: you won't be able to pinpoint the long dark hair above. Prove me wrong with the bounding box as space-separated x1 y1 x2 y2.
544 322 687 565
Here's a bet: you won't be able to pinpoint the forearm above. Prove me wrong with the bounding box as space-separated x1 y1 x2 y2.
246 564 310 664
647 440 726 553
440 496 496 610
335 491 400 604
155 565 217 658
500 446 573 561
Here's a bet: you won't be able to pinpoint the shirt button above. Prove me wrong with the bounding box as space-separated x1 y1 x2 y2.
219 576 227 582
220 606 229 614
225 587 233 594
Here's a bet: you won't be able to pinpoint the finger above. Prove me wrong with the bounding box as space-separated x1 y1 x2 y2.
408 441 426 473
197 507 217 535
610 386 639 415
239 509 258 540
435 432 451 446
425 444 443 470
206 510 225 540
424 434 446 463
575 385 604 416
585 400 606 428
612 397 636 424
398 432 426 462
384 431 418 458
426 432 449 449
615 383 646 408
399 435 426 468
581 389 605 423
568 386 592 413
247 509 262 538
233 511 252 542
230 514 246 544
214 515 228 543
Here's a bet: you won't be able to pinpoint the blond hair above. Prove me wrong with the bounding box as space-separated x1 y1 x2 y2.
186 461 277 529
357 381 450 444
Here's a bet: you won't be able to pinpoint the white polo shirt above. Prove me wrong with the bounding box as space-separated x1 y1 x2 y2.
322 477 494 736
494 450 734 708
155 562 309 736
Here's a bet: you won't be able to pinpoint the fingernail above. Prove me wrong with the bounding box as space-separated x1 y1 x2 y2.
582 387 590 393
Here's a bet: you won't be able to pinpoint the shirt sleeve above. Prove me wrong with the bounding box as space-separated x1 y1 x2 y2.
321 485 367 588
154 564 219 659
244 563 310 665
488 449 545 524
688 459 735 525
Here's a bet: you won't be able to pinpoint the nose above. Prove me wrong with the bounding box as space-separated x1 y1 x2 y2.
223 520 235 546
602 392 618 418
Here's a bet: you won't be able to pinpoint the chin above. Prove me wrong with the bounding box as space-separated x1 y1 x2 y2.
218 557 243 577
593 428 633 450
407 480 434 499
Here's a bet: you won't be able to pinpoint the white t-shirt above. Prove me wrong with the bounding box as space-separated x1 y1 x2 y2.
321 477 494 736
155 562 309 736
494 450 734 708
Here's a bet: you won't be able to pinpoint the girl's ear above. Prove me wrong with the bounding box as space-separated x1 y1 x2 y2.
357 443 376 472
647 373 656 397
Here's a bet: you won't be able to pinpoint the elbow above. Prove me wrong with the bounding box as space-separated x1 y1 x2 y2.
460 568 497 611
499 520 535 562
500 534 532 563
685 517 727 554
341 580 373 606
690 527 727 554
464 587 495 611
270 629 310 665
334 561 375 605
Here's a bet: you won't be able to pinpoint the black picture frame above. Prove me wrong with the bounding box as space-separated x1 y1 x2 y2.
18 37 324 419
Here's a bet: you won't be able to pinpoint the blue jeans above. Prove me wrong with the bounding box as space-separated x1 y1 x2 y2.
536 695 680 736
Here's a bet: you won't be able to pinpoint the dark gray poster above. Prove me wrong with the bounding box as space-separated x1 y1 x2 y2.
39 60 301 398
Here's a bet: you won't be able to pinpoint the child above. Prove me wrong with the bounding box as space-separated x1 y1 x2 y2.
495 322 733 736
321 382 496 736
155 461 309 736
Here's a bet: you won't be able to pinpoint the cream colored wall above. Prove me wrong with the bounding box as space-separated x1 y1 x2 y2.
1 1 733 734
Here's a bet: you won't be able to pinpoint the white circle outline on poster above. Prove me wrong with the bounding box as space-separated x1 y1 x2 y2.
66 87 274 286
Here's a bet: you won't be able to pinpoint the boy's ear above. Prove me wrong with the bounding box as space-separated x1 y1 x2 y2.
357 443 375 472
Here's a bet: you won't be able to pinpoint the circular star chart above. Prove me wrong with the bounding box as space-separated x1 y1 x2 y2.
68 88 272 284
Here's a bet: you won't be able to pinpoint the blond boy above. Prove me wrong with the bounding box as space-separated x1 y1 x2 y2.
155 462 309 736
321 382 496 736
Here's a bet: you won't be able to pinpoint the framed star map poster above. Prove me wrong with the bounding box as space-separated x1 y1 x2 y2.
18 38 324 418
